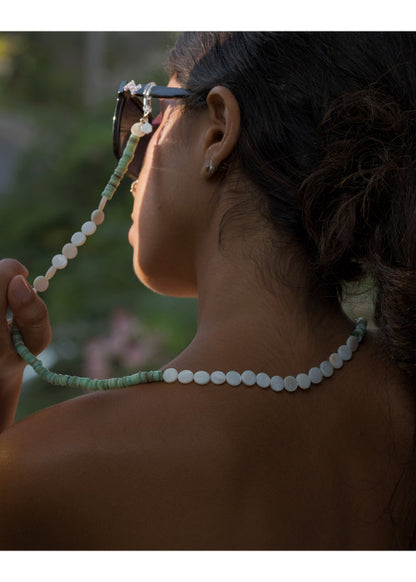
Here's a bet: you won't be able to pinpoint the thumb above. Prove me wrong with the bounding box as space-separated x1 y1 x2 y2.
8 275 52 356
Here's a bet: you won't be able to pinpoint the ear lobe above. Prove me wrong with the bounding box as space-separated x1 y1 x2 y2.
201 86 241 177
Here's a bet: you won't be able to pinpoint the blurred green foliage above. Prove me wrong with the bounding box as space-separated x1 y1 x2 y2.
0 32 198 419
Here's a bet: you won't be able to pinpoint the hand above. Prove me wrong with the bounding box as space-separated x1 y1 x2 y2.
0 259 52 380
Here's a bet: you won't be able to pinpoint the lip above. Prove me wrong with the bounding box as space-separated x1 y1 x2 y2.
128 223 134 245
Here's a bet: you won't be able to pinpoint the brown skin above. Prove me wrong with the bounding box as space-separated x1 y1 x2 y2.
0 81 414 550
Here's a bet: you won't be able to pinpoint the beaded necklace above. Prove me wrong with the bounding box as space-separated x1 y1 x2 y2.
11 116 368 393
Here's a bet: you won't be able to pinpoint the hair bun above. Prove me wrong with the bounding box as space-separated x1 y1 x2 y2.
300 86 416 286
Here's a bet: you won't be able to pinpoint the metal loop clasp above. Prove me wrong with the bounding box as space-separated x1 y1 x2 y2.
142 82 156 121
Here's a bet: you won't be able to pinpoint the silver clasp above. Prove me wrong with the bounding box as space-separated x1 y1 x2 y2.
142 82 156 121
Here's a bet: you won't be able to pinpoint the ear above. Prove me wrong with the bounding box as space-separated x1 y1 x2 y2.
200 86 241 178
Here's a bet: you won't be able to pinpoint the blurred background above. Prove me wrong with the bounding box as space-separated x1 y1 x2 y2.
0 31 198 420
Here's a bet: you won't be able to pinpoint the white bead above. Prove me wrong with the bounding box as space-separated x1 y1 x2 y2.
241 370 256 386
62 243 78 259
270 376 284 392
91 209 105 225
141 121 153 134
130 122 141 136
51 254 68 269
308 366 323 384
193 371 210 385
33 275 49 293
81 221 97 236
162 368 178 383
320 360 334 378
71 231 86 246
256 373 271 388
158 323 364 393
284 375 298 392
329 353 344 369
130 122 144 136
131 121 152 136
347 335 359 352
211 371 226 385
226 371 241 386
45 266 57 280
296 373 311 390
338 344 352 361
178 370 194 384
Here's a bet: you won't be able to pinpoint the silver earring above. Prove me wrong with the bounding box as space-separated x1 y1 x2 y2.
205 160 215 176
130 180 138 193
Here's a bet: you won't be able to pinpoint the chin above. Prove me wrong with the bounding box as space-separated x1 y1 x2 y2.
133 263 197 298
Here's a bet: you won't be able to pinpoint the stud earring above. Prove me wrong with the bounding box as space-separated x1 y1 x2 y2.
205 160 215 176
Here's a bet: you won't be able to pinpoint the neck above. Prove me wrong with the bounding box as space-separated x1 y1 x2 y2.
167 226 353 377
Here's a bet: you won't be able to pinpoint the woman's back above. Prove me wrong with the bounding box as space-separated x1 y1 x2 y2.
1 331 413 550
2 31 416 551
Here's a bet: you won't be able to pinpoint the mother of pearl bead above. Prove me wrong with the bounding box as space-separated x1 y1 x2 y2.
91 209 105 225
52 254 68 269
296 373 311 390
62 243 78 259
193 371 210 385
71 231 87 246
284 375 298 392
226 371 241 386
177 370 194 384
33 275 49 293
308 367 323 384
211 371 226 385
81 221 97 236
256 372 271 388
241 370 257 386
162 368 178 383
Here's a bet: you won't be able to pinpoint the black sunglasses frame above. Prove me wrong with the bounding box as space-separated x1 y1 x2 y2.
113 81 190 178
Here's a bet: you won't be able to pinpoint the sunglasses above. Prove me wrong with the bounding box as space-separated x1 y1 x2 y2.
113 81 190 179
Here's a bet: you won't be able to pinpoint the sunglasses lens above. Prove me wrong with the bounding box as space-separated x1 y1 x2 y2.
115 95 153 178
114 92 165 179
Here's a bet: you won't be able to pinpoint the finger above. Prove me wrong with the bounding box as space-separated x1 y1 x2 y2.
0 259 29 320
7 275 52 356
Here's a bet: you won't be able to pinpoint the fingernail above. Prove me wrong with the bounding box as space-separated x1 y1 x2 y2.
14 276 34 303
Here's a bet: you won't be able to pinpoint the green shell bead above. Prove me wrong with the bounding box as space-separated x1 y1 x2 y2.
11 316 368 392
101 134 140 200
11 323 163 391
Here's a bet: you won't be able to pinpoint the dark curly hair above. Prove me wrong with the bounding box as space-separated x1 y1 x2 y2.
167 31 416 547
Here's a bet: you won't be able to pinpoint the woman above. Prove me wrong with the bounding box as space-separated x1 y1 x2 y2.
0 32 415 550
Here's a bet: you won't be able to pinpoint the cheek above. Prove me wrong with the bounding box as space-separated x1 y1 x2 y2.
130 133 198 296
135 137 181 233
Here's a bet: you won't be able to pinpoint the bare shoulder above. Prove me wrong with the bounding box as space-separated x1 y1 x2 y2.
0 382 241 549
0 344 413 550
0 388 121 549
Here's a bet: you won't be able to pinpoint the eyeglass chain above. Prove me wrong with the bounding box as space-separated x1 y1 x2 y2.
11 87 367 392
